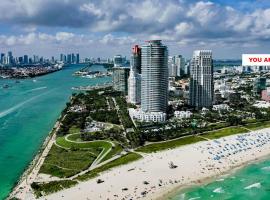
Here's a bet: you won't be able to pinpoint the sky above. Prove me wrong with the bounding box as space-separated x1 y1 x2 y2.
0 0 270 59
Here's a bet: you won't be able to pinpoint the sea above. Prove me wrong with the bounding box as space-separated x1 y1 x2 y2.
0 64 110 199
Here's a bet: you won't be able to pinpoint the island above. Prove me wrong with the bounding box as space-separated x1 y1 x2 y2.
73 63 113 79
0 63 64 79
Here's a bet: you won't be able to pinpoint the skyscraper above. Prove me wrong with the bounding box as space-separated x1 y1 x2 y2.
128 45 141 104
72 53 75 63
33 55 39 63
23 55 29 64
76 53 80 64
60 54 64 62
141 40 168 114
113 67 130 95
1 53 5 64
67 54 72 64
189 50 213 109
175 55 185 77
7 51 13 65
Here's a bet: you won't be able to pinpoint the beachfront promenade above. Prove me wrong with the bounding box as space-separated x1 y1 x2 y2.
38 127 270 200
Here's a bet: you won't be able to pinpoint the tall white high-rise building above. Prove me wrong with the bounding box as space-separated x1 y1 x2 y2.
128 45 141 104
141 40 168 114
189 50 213 109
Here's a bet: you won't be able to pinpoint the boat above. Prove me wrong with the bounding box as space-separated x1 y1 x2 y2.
3 84 9 89
0 75 10 79
33 79 37 82
15 80 20 83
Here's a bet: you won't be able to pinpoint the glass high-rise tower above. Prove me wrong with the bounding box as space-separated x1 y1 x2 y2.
189 50 213 109
141 40 168 113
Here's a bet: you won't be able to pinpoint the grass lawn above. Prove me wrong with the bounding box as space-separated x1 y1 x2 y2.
56 135 111 151
76 152 142 181
201 126 248 139
136 136 205 153
69 126 80 134
56 134 124 164
31 180 77 197
100 142 123 162
66 133 84 142
243 121 270 131
39 145 96 178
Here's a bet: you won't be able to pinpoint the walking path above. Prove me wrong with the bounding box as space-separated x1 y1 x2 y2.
63 133 115 167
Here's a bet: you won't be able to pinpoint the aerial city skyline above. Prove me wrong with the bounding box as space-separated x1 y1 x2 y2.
3 1 270 200
113 41 215 122
0 51 80 65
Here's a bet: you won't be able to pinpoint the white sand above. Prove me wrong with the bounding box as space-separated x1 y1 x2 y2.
38 128 270 200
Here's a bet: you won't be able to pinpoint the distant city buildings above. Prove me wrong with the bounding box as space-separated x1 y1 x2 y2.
60 53 80 64
0 51 115 67
253 77 266 96
168 55 185 78
0 51 74 66
175 55 185 77
189 50 214 109
76 53 80 64
114 55 125 67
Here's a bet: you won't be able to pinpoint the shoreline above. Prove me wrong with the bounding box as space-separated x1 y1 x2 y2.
41 127 270 200
155 153 270 200
9 123 270 200
7 115 62 200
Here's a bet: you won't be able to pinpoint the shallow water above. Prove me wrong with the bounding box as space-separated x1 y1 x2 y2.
172 158 270 200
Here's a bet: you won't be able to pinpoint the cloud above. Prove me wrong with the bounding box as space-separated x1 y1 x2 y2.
0 31 137 49
0 0 270 58
55 32 74 41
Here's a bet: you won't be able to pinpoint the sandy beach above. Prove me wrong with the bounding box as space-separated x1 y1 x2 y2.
8 119 62 200
29 127 270 200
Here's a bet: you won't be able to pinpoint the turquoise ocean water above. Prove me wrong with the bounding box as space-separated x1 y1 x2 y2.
171 158 270 200
0 64 110 199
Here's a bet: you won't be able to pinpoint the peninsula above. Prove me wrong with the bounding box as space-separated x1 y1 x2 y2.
8 86 270 200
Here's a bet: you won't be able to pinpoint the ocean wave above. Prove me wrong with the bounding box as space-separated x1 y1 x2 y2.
216 178 224 182
244 182 261 190
188 197 201 200
261 166 270 171
213 187 225 193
